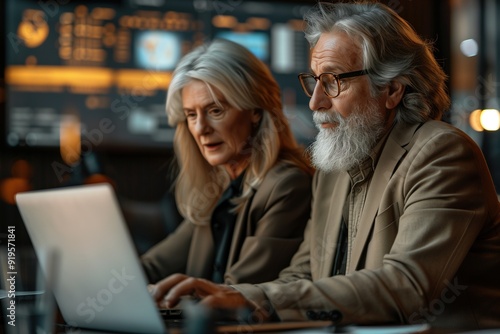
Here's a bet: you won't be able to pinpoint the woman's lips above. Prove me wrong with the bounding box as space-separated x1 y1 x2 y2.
204 142 223 151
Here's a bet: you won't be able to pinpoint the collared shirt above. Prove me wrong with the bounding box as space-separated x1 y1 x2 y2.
333 126 394 275
210 172 245 283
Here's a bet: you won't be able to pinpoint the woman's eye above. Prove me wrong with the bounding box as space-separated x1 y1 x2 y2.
185 112 196 119
209 108 224 117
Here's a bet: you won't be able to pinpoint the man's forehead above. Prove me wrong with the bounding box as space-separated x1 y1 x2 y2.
310 31 362 71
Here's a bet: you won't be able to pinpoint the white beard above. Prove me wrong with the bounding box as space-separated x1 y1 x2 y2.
307 101 386 172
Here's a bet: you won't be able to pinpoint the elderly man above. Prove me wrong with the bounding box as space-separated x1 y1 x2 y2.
151 2 500 330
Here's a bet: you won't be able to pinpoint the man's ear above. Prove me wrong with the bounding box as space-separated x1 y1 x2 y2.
386 81 405 109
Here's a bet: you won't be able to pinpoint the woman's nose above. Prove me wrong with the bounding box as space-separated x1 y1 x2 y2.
194 115 211 135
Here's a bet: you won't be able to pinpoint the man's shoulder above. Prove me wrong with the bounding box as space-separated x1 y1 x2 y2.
392 120 477 150
388 120 487 174
414 119 470 138
411 120 479 149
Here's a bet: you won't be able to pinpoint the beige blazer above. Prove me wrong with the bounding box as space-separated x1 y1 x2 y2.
141 161 312 285
236 120 500 329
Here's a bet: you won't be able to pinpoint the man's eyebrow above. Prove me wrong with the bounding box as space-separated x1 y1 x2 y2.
306 68 319 76
309 66 344 75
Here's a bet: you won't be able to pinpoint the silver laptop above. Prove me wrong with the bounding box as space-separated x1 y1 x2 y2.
15 184 168 334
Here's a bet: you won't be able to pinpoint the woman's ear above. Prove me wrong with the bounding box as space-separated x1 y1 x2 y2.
251 109 263 124
386 81 405 109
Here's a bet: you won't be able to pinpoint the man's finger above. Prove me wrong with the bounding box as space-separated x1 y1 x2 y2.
195 284 250 309
165 277 216 308
152 273 189 303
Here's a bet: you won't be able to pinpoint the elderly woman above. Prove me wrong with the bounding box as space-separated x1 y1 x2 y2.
141 39 314 285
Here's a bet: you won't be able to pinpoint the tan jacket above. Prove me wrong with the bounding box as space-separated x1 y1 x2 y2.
235 120 500 329
141 161 313 285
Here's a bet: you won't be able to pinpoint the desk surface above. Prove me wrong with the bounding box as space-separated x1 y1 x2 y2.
53 321 334 334
51 322 500 334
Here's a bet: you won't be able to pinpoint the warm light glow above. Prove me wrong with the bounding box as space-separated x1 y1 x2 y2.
91 7 116 20
60 115 82 165
17 9 49 48
1 160 33 205
480 109 500 131
247 17 271 30
469 109 483 132
115 70 172 91
4 66 172 93
11 160 32 179
6 66 113 90
0 178 31 205
212 15 238 28
288 19 306 31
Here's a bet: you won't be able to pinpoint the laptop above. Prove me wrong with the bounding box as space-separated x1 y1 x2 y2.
15 183 335 334
15 183 169 334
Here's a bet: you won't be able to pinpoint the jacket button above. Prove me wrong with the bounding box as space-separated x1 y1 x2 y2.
306 310 319 320
319 311 330 320
328 310 342 322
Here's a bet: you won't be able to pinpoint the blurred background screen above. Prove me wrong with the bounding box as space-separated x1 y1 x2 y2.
3 0 317 152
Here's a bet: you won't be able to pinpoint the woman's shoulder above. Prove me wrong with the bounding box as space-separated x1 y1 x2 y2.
262 160 313 186
249 160 312 207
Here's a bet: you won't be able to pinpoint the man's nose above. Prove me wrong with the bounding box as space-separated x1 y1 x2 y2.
309 81 332 112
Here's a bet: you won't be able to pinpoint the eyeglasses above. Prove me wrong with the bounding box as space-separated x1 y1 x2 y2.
298 70 369 98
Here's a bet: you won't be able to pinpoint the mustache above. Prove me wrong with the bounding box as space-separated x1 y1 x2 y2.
312 111 344 127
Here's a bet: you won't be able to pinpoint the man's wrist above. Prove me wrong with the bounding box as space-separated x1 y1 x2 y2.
228 285 280 323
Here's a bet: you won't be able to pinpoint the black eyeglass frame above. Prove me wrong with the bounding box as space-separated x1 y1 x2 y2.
297 69 369 98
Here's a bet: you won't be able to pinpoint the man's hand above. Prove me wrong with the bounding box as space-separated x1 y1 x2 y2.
149 274 252 310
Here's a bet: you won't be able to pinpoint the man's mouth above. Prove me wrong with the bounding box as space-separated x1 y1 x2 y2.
320 122 338 129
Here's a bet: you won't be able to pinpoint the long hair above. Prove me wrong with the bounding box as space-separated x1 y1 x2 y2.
303 1 450 123
166 38 313 224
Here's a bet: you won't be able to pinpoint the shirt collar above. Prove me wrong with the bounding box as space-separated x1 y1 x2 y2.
347 122 396 184
218 170 245 204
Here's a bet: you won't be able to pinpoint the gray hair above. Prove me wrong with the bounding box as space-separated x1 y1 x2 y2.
166 39 312 223
303 1 450 123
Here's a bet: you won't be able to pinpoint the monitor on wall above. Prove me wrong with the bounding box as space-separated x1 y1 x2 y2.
3 0 316 152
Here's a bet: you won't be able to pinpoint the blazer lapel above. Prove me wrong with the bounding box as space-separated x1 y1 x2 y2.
349 122 420 270
318 173 350 278
187 222 215 278
226 188 256 269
